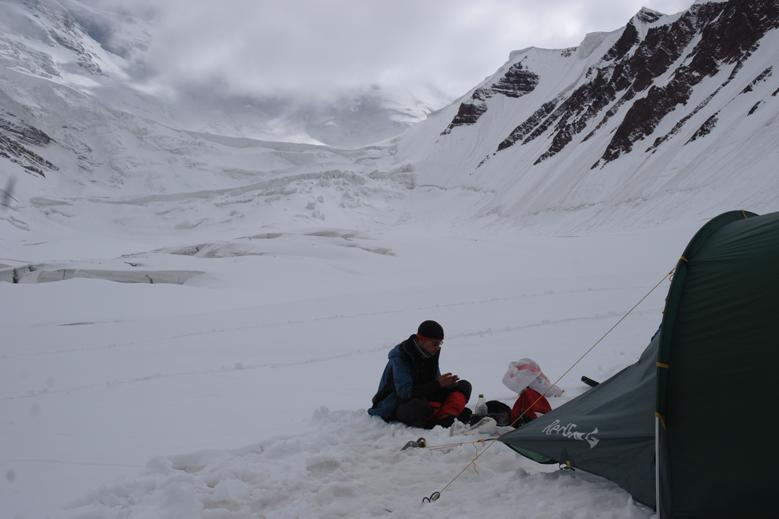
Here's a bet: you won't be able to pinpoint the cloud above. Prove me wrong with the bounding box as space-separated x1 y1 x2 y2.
86 0 695 104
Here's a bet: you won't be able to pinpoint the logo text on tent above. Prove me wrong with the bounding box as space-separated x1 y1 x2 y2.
542 420 600 449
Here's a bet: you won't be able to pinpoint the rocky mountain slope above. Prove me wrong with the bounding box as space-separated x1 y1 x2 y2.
399 0 779 230
0 0 423 241
1 0 777 237
0 0 433 167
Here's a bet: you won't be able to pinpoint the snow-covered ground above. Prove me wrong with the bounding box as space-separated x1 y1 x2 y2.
1 212 700 518
3 1 777 516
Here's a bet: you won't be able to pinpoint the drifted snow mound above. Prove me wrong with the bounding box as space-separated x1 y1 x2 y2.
65 409 653 519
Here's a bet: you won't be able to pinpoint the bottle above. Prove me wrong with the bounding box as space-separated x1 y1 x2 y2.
473 394 488 419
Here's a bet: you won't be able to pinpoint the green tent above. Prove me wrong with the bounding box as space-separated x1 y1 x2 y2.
500 210 779 517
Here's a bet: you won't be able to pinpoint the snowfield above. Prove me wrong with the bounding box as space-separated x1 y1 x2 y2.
1 220 698 518
65 410 652 519
2 0 778 516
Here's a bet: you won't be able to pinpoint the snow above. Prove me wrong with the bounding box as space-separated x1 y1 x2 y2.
1 220 696 518
0 0 438 149
62 410 652 519
1 0 778 517
399 22 779 232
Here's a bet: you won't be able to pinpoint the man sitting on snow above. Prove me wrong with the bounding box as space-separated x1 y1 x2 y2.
368 320 473 428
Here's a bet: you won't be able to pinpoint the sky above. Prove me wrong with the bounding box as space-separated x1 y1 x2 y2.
95 0 695 106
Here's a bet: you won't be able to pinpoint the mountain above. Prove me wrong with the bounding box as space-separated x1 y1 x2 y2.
0 0 436 169
2 3 778 517
398 0 779 230
0 0 426 240
1 0 778 238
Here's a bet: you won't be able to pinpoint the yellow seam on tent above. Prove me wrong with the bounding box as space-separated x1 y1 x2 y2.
656 362 669 369
656 412 667 430
679 256 688 263
741 210 748 218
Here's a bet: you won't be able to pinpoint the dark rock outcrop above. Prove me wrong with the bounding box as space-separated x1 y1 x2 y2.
741 66 773 94
442 93 488 132
0 113 58 177
494 3 720 164
597 0 778 166
496 100 558 152
491 63 540 98
686 112 719 143
442 62 538 134
603 21 639 62
485 0 778 169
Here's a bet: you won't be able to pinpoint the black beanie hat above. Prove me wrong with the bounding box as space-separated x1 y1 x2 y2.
417 320 444 340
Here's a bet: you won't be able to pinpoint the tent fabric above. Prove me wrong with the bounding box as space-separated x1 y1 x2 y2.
498 210 779 517
656 210 779 517
500 331 659 507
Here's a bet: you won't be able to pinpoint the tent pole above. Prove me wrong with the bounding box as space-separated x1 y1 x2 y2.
655 415 661 518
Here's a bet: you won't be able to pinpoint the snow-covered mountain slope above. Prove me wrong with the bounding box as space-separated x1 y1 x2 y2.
2 2 778 518
0 0 434 176
2 224 690 519
399 0 779 231
0 0 425 245
3 0 777 239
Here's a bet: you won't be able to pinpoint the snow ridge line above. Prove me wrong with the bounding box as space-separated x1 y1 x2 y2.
425 270 672 504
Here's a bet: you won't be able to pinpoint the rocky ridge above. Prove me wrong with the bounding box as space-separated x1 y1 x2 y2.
441 61 539 134
458 0 779 169
0 111 57 177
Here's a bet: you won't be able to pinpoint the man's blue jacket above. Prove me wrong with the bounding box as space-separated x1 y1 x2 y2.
368 335 441 420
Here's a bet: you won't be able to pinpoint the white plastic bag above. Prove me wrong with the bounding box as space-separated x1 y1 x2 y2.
502 358 564 397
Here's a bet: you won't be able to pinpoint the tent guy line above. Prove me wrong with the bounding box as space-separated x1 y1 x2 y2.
500 210 779 515
421 267 675 504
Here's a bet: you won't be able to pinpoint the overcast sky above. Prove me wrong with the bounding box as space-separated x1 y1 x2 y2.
97 0 696 105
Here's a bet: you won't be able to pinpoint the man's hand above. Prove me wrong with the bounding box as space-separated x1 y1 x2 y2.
437 372 459 388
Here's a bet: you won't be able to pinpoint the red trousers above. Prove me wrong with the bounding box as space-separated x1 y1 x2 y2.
511 387 551 424
431 391 467 420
